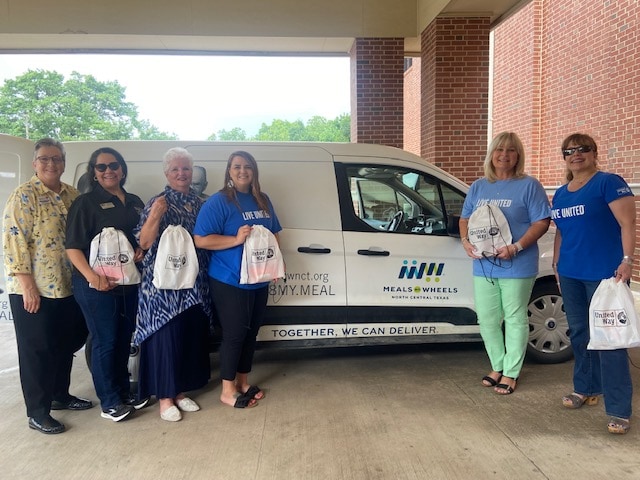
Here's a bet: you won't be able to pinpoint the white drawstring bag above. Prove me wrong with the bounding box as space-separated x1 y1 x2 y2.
89 227 141 286
587 277 640 350
240 225 285 284
152 225 199 290
466 204 512 257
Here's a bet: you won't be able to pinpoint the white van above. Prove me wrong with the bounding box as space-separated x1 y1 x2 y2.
0 135 570 363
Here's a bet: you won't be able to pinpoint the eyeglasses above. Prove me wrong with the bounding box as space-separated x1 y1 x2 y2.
562 145 593 157
36 156 64 165
94 162 121 172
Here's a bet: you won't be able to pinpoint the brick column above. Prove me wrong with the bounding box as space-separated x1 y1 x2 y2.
421 17 491 185
350 38 404 147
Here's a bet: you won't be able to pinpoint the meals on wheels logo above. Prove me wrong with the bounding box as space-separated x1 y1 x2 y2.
383 259 458 298
398 260 444 281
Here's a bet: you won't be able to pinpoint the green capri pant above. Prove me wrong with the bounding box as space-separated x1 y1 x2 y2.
473 276 536 379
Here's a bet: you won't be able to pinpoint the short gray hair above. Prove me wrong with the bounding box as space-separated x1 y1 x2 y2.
34 137 65 161
162 147 194 174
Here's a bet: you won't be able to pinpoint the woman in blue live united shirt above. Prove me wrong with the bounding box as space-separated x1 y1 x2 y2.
552 133 636 435
194 151 281 409
459 132 551 396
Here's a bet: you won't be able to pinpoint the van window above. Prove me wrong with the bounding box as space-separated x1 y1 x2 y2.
342 164 465 235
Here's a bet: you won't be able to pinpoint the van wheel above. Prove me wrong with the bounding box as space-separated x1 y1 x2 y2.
526 280 573 364
84 334 140 392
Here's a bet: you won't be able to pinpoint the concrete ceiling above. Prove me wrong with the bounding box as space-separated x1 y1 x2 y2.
0 0 528 56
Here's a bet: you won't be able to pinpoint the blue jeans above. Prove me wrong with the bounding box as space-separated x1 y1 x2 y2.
72 274 137 410
559 276 632 418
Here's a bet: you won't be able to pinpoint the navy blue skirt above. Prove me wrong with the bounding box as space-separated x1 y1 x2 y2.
138 304 211 399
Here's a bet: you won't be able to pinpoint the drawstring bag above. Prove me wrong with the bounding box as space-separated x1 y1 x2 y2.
587 277 640 350
152 225 198 290
240 225 285 284
466 204 512 257
89 227 141 286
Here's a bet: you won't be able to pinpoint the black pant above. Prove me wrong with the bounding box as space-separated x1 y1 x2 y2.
10 295 88 418
209 279 268 381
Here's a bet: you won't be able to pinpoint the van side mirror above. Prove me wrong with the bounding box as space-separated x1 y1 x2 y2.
447 214 461 237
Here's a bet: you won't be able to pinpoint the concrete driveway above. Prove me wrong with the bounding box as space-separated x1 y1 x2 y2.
1 316 640 480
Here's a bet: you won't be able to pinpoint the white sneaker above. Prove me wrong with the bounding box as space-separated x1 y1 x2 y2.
160 405 182 422
176 397 200 412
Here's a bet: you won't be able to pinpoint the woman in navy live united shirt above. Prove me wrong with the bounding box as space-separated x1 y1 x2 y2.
194 151 281 409
552 133 636 434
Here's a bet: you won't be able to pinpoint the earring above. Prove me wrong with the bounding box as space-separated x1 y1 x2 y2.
94 176 97 181
227 180 234 188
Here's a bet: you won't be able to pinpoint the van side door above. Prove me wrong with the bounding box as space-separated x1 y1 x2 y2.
336 161 478 343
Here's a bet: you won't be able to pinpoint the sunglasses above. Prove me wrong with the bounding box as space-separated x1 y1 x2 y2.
562 145 593 157
94 162 121 172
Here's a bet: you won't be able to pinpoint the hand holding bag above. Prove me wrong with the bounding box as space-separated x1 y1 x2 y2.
89 227 141 286
587 277 640 350
240 225 285 284
152 224 199 290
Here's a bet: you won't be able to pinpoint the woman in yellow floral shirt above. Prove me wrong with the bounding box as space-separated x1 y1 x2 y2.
2 138 92 435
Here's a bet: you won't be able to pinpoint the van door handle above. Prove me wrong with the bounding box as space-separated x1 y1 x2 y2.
357 249 390 256
297 246 331 254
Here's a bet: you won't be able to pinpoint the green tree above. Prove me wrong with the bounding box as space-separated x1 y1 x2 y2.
213 114 350 142
0 69 176 140
303 114 350 142
217 127 248 141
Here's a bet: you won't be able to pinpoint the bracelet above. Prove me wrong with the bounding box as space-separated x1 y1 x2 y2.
622 255 634 266
552 262 558 268
461 236 470 243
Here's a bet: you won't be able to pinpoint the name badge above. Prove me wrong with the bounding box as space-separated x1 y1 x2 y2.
100 202 116 209
38 195 51 205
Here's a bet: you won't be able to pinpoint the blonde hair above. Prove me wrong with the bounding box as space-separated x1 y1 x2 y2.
483 132 526 182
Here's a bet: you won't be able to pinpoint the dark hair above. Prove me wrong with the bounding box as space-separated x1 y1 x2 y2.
221 150 270 213
561 133 598 182
86 147 129 189
33 137 65 161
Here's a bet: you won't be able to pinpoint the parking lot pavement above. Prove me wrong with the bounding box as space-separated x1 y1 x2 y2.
1 316 640 480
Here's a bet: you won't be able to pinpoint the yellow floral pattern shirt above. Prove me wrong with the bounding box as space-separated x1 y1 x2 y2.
2 175 79 298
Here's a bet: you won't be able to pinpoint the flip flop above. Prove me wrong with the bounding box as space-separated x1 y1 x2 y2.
243 385 265 401
230 393 258 409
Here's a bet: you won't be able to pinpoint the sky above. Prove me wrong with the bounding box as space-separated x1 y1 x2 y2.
0 54 351 140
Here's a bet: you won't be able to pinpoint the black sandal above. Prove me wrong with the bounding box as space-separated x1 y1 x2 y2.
494 377 517 395
481 372 502 387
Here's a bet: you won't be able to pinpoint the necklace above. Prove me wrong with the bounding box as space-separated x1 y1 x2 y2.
570 170 597 186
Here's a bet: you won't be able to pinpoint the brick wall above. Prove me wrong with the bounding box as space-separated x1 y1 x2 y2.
491 0 542 179
493 0 640 274
421 17 491 185
350 38 404 148
403 57 421 155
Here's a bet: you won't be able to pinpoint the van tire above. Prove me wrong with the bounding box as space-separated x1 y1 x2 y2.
526 280 573 364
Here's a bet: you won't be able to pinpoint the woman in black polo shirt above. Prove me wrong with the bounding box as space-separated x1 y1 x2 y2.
66 147 147 422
